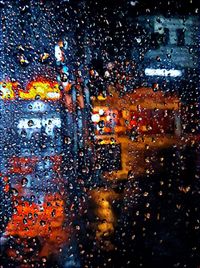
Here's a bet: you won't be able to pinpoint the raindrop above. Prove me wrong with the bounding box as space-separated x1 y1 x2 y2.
28 120 34 127
35 95 41 100
40 220 46 226
21 177 28 187
11 188 19 196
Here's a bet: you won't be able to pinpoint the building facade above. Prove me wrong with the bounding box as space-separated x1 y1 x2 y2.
131 15 199 133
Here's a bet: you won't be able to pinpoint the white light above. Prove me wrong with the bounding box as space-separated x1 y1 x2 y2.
18 118 41 129
17 117 61 136
145 68 182 77
0 84 12 99
55 45 63 62
99 109 104 116
42 117 61 135
91 114 100 123
46 92 61 99
130 1 138 6
104 71 110 78
106 115 111 122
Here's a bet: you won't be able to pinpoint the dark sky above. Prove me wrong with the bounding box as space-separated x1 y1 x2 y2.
0 0 199 82
87 0 199 15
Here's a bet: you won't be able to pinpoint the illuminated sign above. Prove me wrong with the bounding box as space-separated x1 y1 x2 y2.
29 101 47 112
17 117 61 137
0 81 61 100
19 81 61 100
145 68 182 77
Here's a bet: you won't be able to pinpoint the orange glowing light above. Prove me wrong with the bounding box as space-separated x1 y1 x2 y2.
19 80 61 100
0 80 61 101
6 193 68 241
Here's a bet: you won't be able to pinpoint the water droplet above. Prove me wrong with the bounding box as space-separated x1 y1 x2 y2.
21 177 28 187
28 120 34 127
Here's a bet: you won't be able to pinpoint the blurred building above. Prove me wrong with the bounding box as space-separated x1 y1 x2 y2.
91 86 182 181
0 0 90 83
131 15 199 133
132 15 198 84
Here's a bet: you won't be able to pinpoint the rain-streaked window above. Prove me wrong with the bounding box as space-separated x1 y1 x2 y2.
0 0 199 267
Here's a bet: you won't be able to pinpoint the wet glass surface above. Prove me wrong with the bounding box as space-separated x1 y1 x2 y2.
0 0 199 267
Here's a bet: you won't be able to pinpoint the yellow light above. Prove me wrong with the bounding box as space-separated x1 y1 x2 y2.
0 82 15 100
19 81 61 100
97 95 107 101
106 115 111 122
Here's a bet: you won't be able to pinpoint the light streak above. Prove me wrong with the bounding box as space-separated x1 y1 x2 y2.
145 68 182 77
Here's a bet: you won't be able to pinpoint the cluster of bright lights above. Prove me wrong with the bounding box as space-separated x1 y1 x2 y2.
91 108 106 122
22 81 60 100
91 108 115 123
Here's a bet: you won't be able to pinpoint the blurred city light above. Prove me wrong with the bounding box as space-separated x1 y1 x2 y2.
145 68 182 77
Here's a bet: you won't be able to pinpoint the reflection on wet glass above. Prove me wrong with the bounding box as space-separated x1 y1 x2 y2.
0 0 199 267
